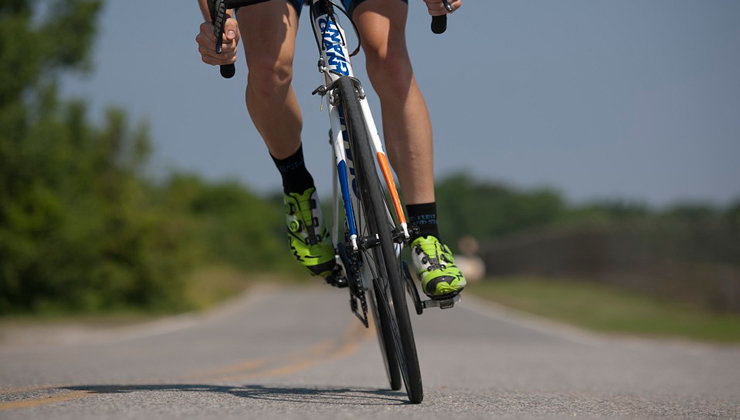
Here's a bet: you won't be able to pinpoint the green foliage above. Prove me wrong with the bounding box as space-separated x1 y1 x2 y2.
4 102 163 311
470 277 740 342
435 174 565 247
157 174 293 273
0 93 292 314
558 199 651 227
0 1 293 315
727 199 740 234
435 173 738 248
0 84 192 313
0 0 101 106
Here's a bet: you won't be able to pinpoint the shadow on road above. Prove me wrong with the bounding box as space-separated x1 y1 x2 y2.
64 384 409 405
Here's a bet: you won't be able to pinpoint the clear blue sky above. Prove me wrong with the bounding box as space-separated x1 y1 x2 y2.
61 0 740 207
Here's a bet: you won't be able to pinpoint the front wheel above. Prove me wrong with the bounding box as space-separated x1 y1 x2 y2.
337 76 423 403
368 284 402 390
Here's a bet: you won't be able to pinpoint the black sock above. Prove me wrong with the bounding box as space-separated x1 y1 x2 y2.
271 144 314 194
406 202 440 241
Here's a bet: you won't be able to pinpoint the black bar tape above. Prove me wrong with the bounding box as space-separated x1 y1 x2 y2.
431 15 446 34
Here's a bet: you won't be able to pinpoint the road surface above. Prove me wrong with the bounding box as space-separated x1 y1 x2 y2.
1 284 738 418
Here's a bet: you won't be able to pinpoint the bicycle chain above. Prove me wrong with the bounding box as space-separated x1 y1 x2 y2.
337 241 368 327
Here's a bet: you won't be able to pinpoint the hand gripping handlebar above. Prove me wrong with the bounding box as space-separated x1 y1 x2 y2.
431 0 454 34
208 0 236 78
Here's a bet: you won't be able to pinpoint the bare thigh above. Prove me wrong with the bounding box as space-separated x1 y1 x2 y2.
353 0 436 204
235 1 303 158
236 1 299 84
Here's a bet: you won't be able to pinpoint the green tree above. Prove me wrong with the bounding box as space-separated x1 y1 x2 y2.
0 0 294 315
435 174 565 247
0 1 189 313
158 174 291 272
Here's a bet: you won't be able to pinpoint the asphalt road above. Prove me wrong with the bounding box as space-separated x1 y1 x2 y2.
1 284 738 419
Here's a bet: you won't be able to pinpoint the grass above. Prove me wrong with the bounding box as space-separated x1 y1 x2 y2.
183 265 256 310
183 264 310 310
468 277 740 343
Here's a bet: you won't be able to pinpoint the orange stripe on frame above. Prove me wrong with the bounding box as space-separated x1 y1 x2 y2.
376 152 407 226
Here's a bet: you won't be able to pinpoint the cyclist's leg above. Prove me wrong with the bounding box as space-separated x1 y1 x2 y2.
236 1 301 159
353 0 466 297
352 0 434 206
236 1 335 276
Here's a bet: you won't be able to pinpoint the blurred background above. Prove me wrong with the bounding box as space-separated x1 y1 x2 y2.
1 0 738 341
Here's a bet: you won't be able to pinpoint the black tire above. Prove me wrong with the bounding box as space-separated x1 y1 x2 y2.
337 77 423 403
336 76 401 393
372 284 402 390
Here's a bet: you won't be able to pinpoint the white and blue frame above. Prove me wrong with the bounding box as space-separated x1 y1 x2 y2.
309 0 409 260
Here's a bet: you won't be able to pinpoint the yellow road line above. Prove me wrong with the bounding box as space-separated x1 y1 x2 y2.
0 320 372 410
220 321 372 381
332 319 375 360
0 384 74 396
0 390 89 411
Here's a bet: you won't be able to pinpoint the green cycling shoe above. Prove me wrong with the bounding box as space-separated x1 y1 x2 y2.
284 187 335 277
410 235 466 298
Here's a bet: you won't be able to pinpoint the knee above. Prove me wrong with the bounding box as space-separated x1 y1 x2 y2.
364 44 414 100
247 57 294 98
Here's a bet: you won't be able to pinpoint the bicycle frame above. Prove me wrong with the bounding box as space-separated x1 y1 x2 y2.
308 0 409 259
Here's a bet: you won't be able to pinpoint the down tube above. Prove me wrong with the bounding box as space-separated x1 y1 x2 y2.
329 104 358 249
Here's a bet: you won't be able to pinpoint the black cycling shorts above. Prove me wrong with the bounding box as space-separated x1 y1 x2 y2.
232 0 408 17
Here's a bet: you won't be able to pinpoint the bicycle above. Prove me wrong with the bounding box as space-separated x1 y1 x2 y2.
207 0 459 404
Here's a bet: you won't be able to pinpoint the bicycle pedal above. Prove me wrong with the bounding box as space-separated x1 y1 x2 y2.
422 294 461 310
324 268 348 288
